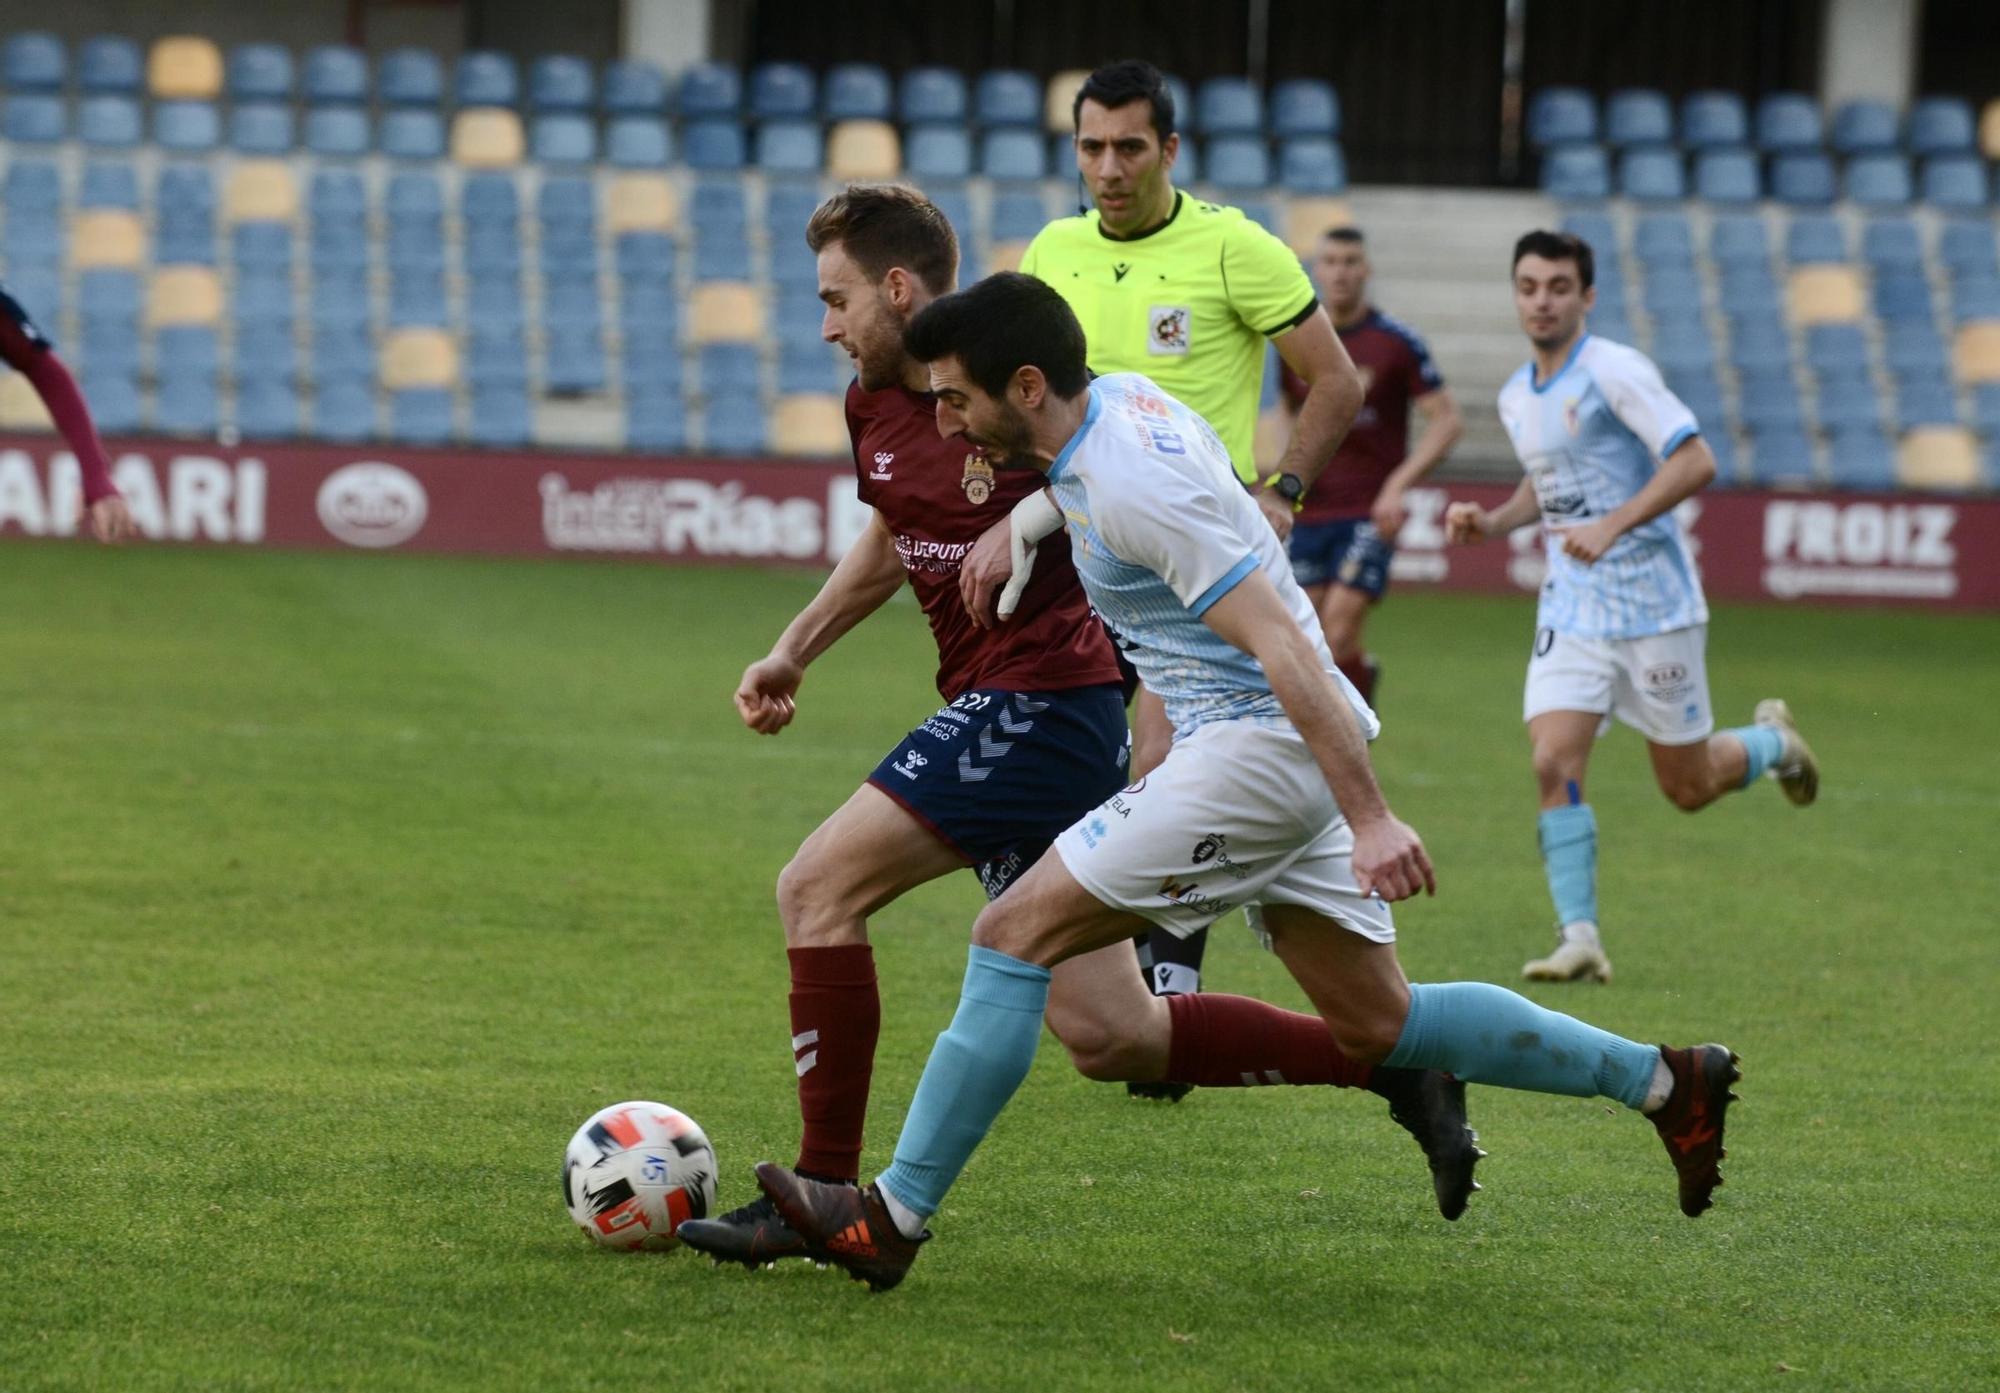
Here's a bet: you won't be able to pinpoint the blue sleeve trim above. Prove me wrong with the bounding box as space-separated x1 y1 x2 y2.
1660 424 1700 459
1189 553 1259 617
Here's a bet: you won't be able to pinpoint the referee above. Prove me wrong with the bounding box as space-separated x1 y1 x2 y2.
1020 59 1363 1038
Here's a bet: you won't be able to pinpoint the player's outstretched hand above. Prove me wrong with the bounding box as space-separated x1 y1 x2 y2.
734 654 803 735
1444 501 1488 545
1370 485 1408 542
1559 518 1619 566
82 494 136 544
1350 814 1436 902
959 517 1012 630
1255 488 1296 544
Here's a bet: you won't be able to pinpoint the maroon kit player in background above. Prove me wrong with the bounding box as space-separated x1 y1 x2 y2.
678 186 1476 1269
1277 227 1460 704
0 282 133 542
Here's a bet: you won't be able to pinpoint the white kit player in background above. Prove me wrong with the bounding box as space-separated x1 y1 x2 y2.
1448 230 1820 984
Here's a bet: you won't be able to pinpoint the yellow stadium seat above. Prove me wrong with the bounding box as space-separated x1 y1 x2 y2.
148 267 223 326
1953 321 2000 382
1787 266 1863 325
1982 100 2000 161
72 210 144 269
989 240 1031 273
605 175 679 234
224 162 299 223
1045 69 1091 133
148 36 223 99
0 373 53 430
827 120 900 180
772 393 849 457
452 108 525 168
690 283 765 344
381 329 459 389
1897 426 1982 490
1282 198 1356 258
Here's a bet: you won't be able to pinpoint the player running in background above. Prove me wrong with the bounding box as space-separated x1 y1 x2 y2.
1275 226 1462 705
999 58 1363 1017
0 282 133 542
678 188 1476 1271
750 273 1742 1291
1446 231 1818 985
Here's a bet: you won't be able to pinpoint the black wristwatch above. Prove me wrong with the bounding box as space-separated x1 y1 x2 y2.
1261 471 1306 508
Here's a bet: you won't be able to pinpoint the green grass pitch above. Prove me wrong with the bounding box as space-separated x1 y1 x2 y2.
1 543 1994 1391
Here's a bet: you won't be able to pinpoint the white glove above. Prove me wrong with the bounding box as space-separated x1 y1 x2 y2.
997 488 1064 620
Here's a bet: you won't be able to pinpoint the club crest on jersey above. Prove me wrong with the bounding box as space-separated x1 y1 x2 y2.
1563 398 1583 436
960 454 994 504
1149 305 1191 355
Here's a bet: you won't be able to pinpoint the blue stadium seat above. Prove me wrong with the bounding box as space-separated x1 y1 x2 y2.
1667 374 1727 432
778 344 839 394
625 393 685 451
699 344 761 395
767 238 816 288
765 183 821 236
907 125 973 181
981 128 1045 182
157 376 220 438
1606 89 1673 147
1845 155 1912 208
1784 215 1846 264
80 367 141 434
310 168 366 219
688 178 747 230
234 323 297 380
538 175 594 230
693 236 753 282
2 268 58 324
930 186 973 238
78 95 142 147
992 189 1049 241
233 223 293 273
461 172 519 223
457 51 520 107
974 70 1040 128
1896 379 1960 430
80 162 139 209
1950 278 2000 322
313 317 374 372
1709 214 1770 265
1884 323 1947 375
1805 323 1869 374
1744 428 1817 486
78 36 141 94
678 62 741 118
1270 79 1339 139
1922 156 1988 210
381 109 444 159
314 378 376 442
1642 270 1701 317
545 325 606 393
1680 91 1748 149
2 96 64 143
1970 384 2000 436
1540 144 1609 200
465 271 523 327
1873 270 1933 324
390 389 454 444
1756 93 1823 152
305 107 370 156
311 277 372 334
1940 221 1999 276
606 116 670 167
1528 87 1597 146
4 159 59 211
379 48 443 106
1635 213 1695 265
1861 217 1923 270
3 32 65 91
387 273 447 327
773 286 822 341
541 271 600 327
684 119 747 170
1826 427 1895 489
1771 153 1837 206
532 55 594 111
1907 97 1975 157
1693 148 1760 204
1738 370 1805 430
154 101 220 151
822 63 889 121
1279 139 1346 194
602 60 667 114
78 268 140 322
1560 209 1616 251
1718 267 1781 318
228 43 293 101
1196 78 1262 135
1169 135 1197 183
703 392 767 453
468 386 530 447
1650 323 1716 374
236 377 300 440
900 67 967 124
1830 100 1898 156
619 278 678 335
755 119 823 175
304 46 368 105
1206 136 1271 190
1619 147 1684 202
467 326 528 386
230 104 294 154
532 114 596 164
747 62 815 120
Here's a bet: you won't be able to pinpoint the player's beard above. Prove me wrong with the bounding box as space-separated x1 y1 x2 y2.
852 295 909 392
969 401 1038 471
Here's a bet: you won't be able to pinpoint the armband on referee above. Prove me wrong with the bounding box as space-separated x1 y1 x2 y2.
1259 471 1307 513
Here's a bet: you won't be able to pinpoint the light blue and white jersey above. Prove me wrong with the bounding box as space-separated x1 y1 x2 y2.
1045 373 1379 741
1497 335 1709 639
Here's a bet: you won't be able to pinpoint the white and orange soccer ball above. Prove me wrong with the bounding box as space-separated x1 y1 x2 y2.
562 1101 717 1251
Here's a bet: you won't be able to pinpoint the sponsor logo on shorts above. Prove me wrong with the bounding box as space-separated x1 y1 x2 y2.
1077 817 1111 850
1158 875 1231 913
1105 794 1133 819
1191 833 1249 881
890 749 929 780
1644 661 1694 702
1684 702 1701 724
978 849 1024 899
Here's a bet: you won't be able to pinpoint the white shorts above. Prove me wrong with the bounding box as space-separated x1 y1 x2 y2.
1051 720 1396 946
1523 623 1714 746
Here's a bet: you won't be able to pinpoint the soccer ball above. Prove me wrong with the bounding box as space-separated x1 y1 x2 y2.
561 1101 717 1251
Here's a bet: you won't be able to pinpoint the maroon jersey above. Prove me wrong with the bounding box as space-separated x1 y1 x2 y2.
847 381 1122 700
1282 307 1443 522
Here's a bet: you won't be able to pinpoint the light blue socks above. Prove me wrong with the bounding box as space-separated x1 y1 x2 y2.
878 946 1051 1219
1727 723 1787 788
1538 801 1598 928
1384 981 1661 1109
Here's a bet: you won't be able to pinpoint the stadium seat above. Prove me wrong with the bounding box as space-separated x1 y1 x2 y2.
532 54 594 112
1641 270 1701 318
457 51 520 108
1790 266 1864 323
1805 323 1869 375
381 110 445 159
606 116 671 168
1922 156 1989 210
1973 383 2000 435
772 392 846 455
1953 323 2000 382
234 322 297 379
80 37 142 94
148 266 222 326
1279 139 1346 195
453 110 525 167
1895 378 1960 430
3 32 65 91
1738 370 1805 430
468 385 531 447
606 175 679 234
673 61 738 119
1861 218 1923 270
379 48 443 106
1873 273 1936 326
305 107 370 157
744 61 813 121
1206 136 1271 190
1528 87 1596 147
1618 147 1684 202
467 326 529 385
223 161 297 223
828 120 899 179
602 59 667 115
1270 79 1339 139
691 283 764 344
0 96 68 150
227 43 292 101
544 323 607 394
1898 426 1983 489
382 327 457 389
386 389 451 444
0 371 56 431
1651 322 1715 374
1709 214 1770 265
1693 149 1760 204
232 230 294 281
1908 97 1975 157
1784 215 1846 264
702 392 767 454
1845 155 1912 208
78 95 142 147
966 69 1037 129
304 46 368 105
236 377 301 439
80 163 140 210
230 103 294 154
72 210 144 269
991 190 1050 242
776 343 838 393
756 120 823 175
78 366 141 433
1541 144 1610 201
1885 323 1948 375
1770 153 1836 205
624 392 687 453
313 377 376 441
1680 91 1748 149
907 125 973 181
1756 93 1823 152
819 62 887 121
900 67 967 124
1949 279 2000 323
1826 427 1895 489
1815 375 1882 430
1942 221 2000 276
461 171 520 224
693 234 753 282
532 114 596 165
157 371 219 436
682 119 747 170
687 177 747 231
1196 78 1262 136
1741 427 1816 486
542 271 601 327
1635 213 1695 264
149 36 222 98
465 272 523 326
1606 89 1673 147
154 100 221 151
386 170 443 219
1830 100 1898 155
1042 69 1091 133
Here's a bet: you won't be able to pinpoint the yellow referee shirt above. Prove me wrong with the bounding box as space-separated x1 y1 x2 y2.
1020 191 1318 482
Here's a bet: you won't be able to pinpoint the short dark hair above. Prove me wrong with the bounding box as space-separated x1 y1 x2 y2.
1073 59 1175 142
805 183 958 295
1326 226 1365 245
903 272 1090 400
1512 229 1595 289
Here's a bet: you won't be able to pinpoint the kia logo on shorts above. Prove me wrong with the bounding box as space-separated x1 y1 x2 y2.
317 463 429 548
1646 662 1689 687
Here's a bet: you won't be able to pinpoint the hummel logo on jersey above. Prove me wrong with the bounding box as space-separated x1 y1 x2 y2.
869 452 894 480
1113 262 1131 281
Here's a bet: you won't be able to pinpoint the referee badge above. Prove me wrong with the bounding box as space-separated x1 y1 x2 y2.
1148 305 1191 355
961 453 995 504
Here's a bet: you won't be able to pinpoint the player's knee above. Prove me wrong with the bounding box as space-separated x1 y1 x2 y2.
1049 1010 1139 1081
1531 749 1575 797
775 851 861 946
1659 776 1716 813
969 898 1032 958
